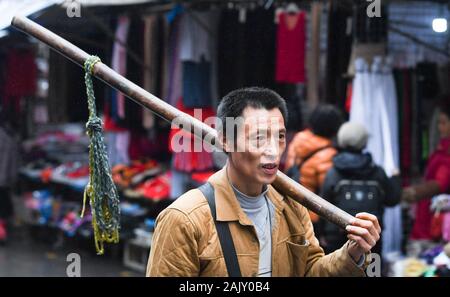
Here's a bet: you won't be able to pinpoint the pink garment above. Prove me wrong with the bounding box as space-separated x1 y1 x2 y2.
112 16 130 119
411 138 450 239
443 212 450 242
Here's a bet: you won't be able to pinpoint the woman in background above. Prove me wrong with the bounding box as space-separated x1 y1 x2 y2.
403 101 450 240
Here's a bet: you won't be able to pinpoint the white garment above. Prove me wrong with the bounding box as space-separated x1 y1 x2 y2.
349 58 368 127
179 11 217 63
377 58 402 257
106 131 130 166
368 57 385 165
349 56 402 257
383 59 400 169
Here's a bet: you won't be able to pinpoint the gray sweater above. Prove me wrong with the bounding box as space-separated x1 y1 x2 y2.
231 183 275 277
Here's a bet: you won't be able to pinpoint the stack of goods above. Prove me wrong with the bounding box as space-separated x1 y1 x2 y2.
122 171 171 202
390 243 450 277
113 159 174 202
429 194 450 242
112 159 163 190
20 124 91 191
22 124 89 164
23 190 56 226
21 161 90 192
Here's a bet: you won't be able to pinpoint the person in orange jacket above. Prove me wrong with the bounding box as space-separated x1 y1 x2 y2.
284 105 344 225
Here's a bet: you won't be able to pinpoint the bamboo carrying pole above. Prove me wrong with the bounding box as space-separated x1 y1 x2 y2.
11 15 355 229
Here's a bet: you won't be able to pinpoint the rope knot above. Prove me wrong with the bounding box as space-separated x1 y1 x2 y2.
84 55 101 74
86 116 103 133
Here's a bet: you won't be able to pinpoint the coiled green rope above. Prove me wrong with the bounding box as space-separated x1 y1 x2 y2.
81 55 120 255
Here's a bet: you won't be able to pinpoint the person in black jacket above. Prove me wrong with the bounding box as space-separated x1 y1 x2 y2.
321 122 401 256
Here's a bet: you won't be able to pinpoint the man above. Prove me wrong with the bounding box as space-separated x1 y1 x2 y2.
147 87 380 277
321 122 401 255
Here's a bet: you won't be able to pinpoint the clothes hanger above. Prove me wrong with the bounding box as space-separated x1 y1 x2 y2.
286 2 300 14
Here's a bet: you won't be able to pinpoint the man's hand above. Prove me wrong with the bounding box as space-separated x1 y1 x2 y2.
346 213 381 263
401 187 417 203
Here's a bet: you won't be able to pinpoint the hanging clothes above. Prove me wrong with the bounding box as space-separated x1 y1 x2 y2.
429 107 441 156
306 2 322 107
398 69 413 180
106 130 130 166
182 59 212 108
349 57 402 257
179 11 218 63
111 16 130 121
218 8 276 97
349 58 370 127
168 99 215 173
275 83 303 131
0 127 19 188
123 17 145 131
275 11 306 83
179 11 219 108
3 48 37 116
379 58 402 257
167 15 183 107
142 15 159 130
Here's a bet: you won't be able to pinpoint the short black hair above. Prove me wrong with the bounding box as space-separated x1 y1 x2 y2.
217 87 288 138
308 104 344 138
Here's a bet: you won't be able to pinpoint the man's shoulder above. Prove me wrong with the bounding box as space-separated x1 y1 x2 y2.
164 188 210 218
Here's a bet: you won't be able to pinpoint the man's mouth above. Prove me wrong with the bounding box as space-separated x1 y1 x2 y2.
261 163 278 175
262 163 277 169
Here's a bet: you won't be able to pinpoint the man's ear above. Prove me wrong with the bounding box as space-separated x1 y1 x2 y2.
218 132 229 153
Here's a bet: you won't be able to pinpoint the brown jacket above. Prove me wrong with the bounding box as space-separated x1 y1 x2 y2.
147 166 368 277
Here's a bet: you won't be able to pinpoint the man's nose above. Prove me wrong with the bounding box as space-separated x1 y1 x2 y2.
264 139 279 160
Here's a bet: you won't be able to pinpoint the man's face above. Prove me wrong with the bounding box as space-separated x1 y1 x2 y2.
226 106 286 185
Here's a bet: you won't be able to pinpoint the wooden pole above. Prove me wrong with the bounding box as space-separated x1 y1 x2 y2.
11 15 355 229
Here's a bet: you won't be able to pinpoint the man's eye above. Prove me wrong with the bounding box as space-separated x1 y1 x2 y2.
279 134 286 140
252 135 266 146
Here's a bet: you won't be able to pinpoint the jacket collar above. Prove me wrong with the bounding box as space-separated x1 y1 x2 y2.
207 165 286 225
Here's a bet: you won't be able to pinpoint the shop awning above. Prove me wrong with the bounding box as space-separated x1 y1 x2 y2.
0 0 64 35
0 0 161 38
77 0 159 6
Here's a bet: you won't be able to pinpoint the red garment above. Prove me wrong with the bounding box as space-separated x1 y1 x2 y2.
137 171 171 201
103 104 127 132
345 82 352 113
275 12 306 83
191 171 215 184
411 138 450 239
3 49 37 114
168 99 215 172
128 131 168 161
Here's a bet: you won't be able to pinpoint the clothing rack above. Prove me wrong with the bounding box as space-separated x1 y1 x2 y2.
139 0 320 13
